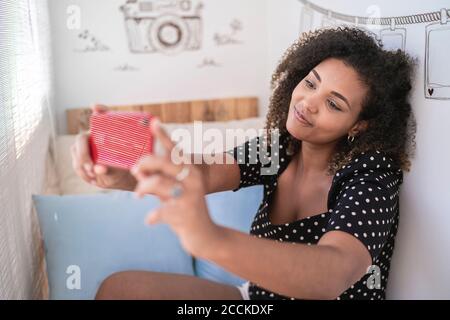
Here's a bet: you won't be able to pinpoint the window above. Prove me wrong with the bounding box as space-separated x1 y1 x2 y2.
0 0 54 299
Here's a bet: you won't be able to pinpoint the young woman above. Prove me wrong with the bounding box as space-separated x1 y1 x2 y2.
71 27 417 300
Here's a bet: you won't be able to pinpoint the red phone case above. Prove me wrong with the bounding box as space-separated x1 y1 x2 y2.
89 111 155 170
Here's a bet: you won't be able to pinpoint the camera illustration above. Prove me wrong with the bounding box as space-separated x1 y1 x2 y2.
120 0 203 55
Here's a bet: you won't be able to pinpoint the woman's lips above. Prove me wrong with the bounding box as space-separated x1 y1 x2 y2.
294 106 312 126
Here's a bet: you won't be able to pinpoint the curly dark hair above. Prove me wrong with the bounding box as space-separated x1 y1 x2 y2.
264 26 417 175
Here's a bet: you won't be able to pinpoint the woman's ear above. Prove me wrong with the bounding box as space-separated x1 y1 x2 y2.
350 120 369 136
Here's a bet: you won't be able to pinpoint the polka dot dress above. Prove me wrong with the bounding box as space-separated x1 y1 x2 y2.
226 132 404 300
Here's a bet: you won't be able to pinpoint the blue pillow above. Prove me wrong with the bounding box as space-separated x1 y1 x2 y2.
198 185 263 286
32 191 195 300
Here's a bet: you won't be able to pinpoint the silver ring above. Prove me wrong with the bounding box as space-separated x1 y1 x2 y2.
175 166 190 182
170 183 184 198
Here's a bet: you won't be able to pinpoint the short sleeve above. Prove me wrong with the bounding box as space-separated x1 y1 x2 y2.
325 151 403 262
226 135 268 192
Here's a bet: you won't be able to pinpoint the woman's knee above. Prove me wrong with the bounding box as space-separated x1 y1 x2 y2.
95 270 243 300
95 271 133 300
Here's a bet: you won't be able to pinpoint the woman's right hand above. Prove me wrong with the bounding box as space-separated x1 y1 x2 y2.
70 104 137 191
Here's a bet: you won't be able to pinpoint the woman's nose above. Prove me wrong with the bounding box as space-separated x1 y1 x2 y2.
301 93 319 112
303 100 318 114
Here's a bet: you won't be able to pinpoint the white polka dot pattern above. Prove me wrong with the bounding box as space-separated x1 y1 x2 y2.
229 132 404 300
325 152 402 262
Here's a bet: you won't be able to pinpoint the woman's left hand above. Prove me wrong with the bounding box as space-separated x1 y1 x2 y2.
131 119 221 258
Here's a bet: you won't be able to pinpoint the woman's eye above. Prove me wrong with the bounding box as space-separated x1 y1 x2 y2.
302 80 341 111
304 80 314 89
328 100 341 111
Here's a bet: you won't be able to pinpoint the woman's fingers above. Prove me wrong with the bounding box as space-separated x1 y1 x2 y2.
71 133 96 180
91 104 109 113
93 164 108 175
152 118 177 155
134 174 179 201
145 198 185 225
75 133 96 177
146 209 163 225
132 155 185 181
71 144 94 182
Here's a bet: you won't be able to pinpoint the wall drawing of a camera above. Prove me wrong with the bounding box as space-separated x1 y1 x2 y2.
120 0 203 55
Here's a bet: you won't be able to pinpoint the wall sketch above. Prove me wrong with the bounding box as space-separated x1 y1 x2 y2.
299 2 314 35
213 19 244 46
425 8 450 100
114 63 140 71
298 0 450 100
197 58 221 68
74 29 110 52
379 24 407 52
120 0 204 55
321 10 338 29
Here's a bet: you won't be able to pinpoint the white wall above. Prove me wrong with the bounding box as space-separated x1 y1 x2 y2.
49 0 271 134
266 0 450 299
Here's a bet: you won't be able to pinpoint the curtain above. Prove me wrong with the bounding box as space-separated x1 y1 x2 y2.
0 0 55 299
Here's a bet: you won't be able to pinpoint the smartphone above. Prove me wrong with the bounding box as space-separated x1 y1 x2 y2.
89 111 155 170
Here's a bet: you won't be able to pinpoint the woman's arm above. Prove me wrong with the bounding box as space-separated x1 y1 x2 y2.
199 227 372 300
133 124 393 300
190 152 241 194
131 122 378 300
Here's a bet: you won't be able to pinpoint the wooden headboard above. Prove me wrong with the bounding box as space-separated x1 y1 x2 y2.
66 97 259 134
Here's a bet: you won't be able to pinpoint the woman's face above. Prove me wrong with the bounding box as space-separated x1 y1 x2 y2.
286 58 369 146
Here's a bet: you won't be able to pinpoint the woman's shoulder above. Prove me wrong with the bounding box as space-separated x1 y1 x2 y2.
327 149 404 208
339 149 400 171
333 149 404 187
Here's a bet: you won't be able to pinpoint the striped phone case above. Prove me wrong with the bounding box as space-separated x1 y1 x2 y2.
89 111 155 170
